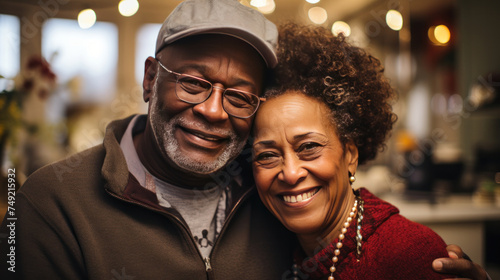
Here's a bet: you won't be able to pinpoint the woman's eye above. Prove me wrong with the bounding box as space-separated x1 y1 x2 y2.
298 142 322 152
253 152 280 167
297 142 324 159
254 152 276 162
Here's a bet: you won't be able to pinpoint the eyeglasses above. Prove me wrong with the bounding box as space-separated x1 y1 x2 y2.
155 59 265 119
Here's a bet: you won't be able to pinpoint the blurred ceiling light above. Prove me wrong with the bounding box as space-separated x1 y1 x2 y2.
119 0 139 17
308 7 327 24
386 10 403 31
250 0 267 7
78 8 96 29
331 21 351 36
434 25 451 44
306 0 320 3
428 25 451 45
256 0 275 14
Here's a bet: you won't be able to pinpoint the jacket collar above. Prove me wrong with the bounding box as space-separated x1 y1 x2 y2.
102 115 137 195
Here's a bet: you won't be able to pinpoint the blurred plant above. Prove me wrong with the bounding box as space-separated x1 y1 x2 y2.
0 55 57 172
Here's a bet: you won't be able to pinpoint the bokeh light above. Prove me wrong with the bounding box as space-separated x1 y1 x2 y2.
78 9 96 29
308 7 327 24
428 25 451 45
118 0 139 17
386 10 403 31
258 0 275 14
331 21 351 36
434 25 450 44
250 0 266 7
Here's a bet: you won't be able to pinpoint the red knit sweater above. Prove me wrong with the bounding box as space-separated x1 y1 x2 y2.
293 188 454 280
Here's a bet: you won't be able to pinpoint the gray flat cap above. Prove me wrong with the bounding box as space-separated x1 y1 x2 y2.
156 0 278 68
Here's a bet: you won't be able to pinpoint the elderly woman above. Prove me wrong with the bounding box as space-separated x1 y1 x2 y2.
251 23 453 280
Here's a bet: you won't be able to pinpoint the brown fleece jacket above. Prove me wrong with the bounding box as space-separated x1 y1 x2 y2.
0 115 295 280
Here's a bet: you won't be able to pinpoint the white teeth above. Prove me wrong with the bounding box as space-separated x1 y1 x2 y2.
282 189 318 203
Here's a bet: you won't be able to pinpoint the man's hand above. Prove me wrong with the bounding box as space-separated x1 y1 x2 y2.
432 244 489 280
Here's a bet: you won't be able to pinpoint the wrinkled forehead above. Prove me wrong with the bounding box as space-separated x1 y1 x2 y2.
158 34 266 68
253 92 335 137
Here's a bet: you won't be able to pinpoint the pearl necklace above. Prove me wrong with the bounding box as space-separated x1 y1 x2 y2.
327 197 358 280
291 193 364 280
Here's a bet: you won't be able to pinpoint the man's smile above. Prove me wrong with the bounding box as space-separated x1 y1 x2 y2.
177 125 229 150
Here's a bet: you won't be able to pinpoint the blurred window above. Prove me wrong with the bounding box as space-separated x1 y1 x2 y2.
135 23 161 85
0 14 20 91
42 18 118 102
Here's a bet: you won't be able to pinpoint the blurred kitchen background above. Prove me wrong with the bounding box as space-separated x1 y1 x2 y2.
0 0 499 274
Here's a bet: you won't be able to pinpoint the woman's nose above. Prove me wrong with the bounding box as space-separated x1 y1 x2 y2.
278 156 308 186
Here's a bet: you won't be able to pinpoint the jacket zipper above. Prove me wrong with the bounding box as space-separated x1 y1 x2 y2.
204 257 212 272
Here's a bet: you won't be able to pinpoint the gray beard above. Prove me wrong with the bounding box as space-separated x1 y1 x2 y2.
148 82 246 175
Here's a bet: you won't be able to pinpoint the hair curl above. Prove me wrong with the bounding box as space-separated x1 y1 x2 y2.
265 23 397 165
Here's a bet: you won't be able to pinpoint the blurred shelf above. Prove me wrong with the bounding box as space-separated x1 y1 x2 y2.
382 193 500 224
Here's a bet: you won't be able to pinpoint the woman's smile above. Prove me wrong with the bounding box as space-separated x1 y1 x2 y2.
279 187 320 205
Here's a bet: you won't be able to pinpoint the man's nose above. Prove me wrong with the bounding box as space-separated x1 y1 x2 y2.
278 156 308 186
192 86 229 123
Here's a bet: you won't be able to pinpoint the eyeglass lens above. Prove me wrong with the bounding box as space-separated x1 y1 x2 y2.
176 74 259 118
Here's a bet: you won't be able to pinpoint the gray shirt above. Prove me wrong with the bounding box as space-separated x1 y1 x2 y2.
119 115 227 257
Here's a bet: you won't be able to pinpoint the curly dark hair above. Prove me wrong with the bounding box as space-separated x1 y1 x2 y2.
264 23 397 165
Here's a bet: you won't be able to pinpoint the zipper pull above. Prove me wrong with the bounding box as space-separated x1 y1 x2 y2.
204 257 212 272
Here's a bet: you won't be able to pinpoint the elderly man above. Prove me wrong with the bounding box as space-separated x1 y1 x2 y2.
0 0 489 279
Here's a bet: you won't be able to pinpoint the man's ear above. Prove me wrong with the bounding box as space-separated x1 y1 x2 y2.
143 56 157 103
345 141 359 176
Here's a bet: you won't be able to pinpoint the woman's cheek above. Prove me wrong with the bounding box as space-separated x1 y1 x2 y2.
254 168 273 192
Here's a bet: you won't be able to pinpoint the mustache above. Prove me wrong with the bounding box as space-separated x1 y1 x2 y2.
172 116 236 139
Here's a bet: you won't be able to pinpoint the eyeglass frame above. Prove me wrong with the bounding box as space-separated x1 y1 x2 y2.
154 58 266 119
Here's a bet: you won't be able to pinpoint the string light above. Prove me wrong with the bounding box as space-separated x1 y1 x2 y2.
250 0 266 7
119 0 139 17
78 8 96 29
257 0 275 14
386 10 403 31
434 25 450 44
332 21 351 36
308 7 327 24
428 25 451 45
249 0 275 14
